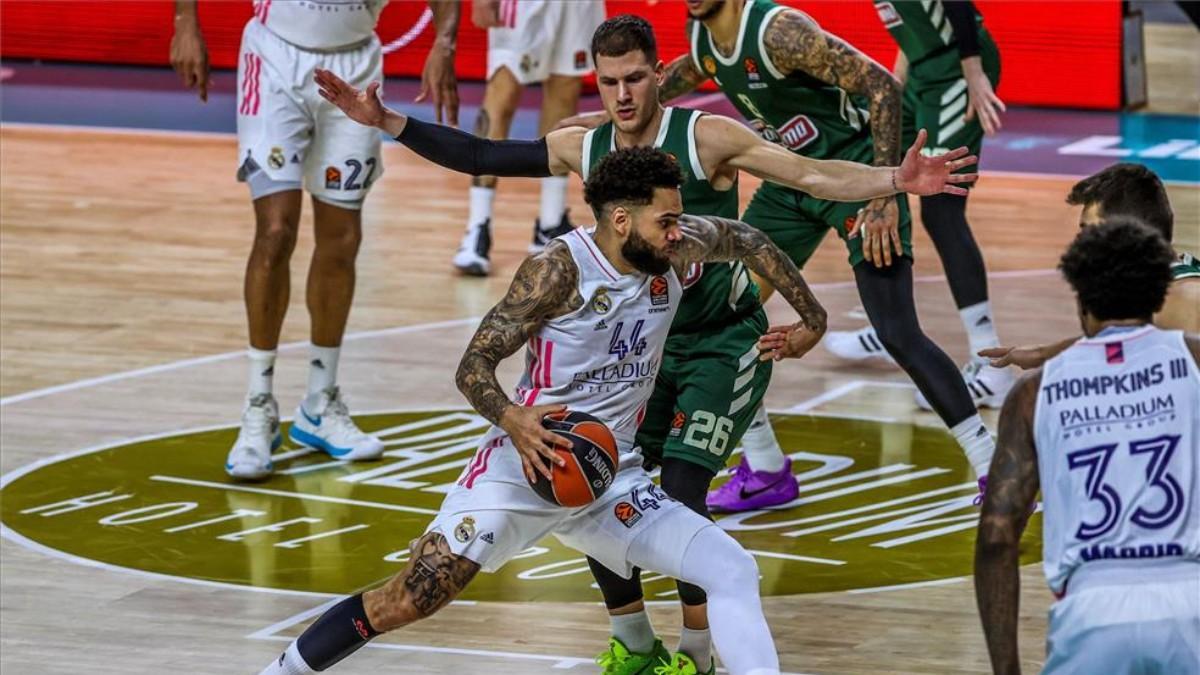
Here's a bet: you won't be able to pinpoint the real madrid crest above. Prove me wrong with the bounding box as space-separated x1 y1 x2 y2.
454 516 476 543
268 146 286 171
591 288 612 315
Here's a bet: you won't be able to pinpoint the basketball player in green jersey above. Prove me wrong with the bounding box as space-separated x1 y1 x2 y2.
982 163 1200 370
826 0 1013 414
316 14 977 673
645 0 1000 519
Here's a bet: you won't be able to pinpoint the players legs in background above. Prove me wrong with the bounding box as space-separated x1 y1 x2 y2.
826 0 1013 409
453 0 604 276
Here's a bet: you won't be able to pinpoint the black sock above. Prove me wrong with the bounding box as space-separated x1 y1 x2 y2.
295 594 381 671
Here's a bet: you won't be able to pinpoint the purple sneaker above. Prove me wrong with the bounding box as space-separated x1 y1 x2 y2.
707 456 799 513
973 475 988 506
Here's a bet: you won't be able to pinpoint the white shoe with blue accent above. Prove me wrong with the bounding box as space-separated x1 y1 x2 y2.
288 386 384 461
225 393 282 480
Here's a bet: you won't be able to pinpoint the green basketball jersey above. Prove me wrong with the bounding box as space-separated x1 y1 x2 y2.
1172 252 1200 280
581 106 760 334
874 0 997 85
689 0 873 162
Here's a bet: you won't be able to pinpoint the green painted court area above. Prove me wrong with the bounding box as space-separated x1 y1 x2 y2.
1 410 1041 601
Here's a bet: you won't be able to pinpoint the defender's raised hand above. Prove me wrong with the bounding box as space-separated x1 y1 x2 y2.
315 68 388 129
895 129 979 196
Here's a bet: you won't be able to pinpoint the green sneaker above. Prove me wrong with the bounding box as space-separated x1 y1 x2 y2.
595 637 671 675
653 652 716 675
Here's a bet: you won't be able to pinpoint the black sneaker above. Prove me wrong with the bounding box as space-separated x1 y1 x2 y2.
529 210 576 253
453 218 492 276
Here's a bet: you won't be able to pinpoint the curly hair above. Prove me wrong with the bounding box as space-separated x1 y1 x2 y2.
591 14 658 63
583 146 683 219
1067 163 1174 240
1059 216 1174 321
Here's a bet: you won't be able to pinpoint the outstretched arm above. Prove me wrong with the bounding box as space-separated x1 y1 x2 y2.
455 243 583 481
672 215 826 361
313 68 581 177
975 371 1042 675
704 114 977 201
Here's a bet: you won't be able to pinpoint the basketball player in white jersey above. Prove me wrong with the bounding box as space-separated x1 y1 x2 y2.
169 1 462 479
975 218 1199 674
452 0 606 276
259 147 828 675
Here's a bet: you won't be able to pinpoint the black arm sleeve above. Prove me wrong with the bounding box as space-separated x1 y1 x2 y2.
944 1 981 60
395 117 553 177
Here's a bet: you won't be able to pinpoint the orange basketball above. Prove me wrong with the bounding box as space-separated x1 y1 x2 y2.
528 410 620 507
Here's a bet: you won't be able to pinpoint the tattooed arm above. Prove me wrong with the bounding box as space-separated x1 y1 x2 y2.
659 52 710 104
454 241 583 480
673 214 826 334
975 370 1042 675
763 9 901 166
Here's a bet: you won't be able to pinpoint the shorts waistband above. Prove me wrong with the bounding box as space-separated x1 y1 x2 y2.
1062 558 1199 597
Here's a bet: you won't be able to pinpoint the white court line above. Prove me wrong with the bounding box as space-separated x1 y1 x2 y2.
787 381 865 413
746 549 845 566
0 316 480 407
247 600 814 673
846 576 968 594
150 474 440 515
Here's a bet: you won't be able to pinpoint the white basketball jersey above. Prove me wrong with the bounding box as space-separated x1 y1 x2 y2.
1035 325 1200 595
478 229 682 477
252 0 385 51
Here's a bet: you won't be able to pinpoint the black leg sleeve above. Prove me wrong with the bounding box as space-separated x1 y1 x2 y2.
920 193 990 310
855 258 977 427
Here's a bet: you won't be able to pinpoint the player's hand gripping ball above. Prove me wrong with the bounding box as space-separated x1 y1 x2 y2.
528 410 619 507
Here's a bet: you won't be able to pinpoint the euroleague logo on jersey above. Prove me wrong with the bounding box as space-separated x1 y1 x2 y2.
0 409 1038 601
650 276 669 306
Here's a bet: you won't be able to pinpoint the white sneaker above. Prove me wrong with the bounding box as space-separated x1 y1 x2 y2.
453 219 491 277
289 386 384 460
225 393 282 480
916 357 1015 411
823 326 895 363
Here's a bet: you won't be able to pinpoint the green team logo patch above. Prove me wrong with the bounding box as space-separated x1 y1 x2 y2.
0 410 1041 601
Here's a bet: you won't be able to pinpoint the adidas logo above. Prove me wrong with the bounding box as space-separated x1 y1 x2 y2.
480 532 495 544
975 316 992 327
262 366 274 376
311 359 325 369
290 153 300 164
594 320 608 331
976 426 989 438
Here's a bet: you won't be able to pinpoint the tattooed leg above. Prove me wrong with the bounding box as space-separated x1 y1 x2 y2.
364 532 481 631
472 66 522 189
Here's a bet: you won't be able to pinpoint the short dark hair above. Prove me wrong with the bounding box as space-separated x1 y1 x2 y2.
584 147 683 219
1067 163 1174 240
1059 216 1174 321
591 14 658 64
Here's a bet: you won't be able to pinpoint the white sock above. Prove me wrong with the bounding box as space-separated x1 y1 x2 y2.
678 626 713 671
740 404 786 473
610 610 656 654
304 344 340 409
247 347 276 398
258 641 314 675
538 176 568 229
467 186 495 229
960 300 1001 356
952 414 995 478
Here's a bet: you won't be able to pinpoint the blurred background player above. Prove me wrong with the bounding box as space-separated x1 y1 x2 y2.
169 0 462 479
630 0 997 511
975 218 1198 675
981 163 1200 371
826 0 1013 413
452 0 606 276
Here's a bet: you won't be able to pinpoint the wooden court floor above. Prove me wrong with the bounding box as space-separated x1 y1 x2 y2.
0 123 1197 675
